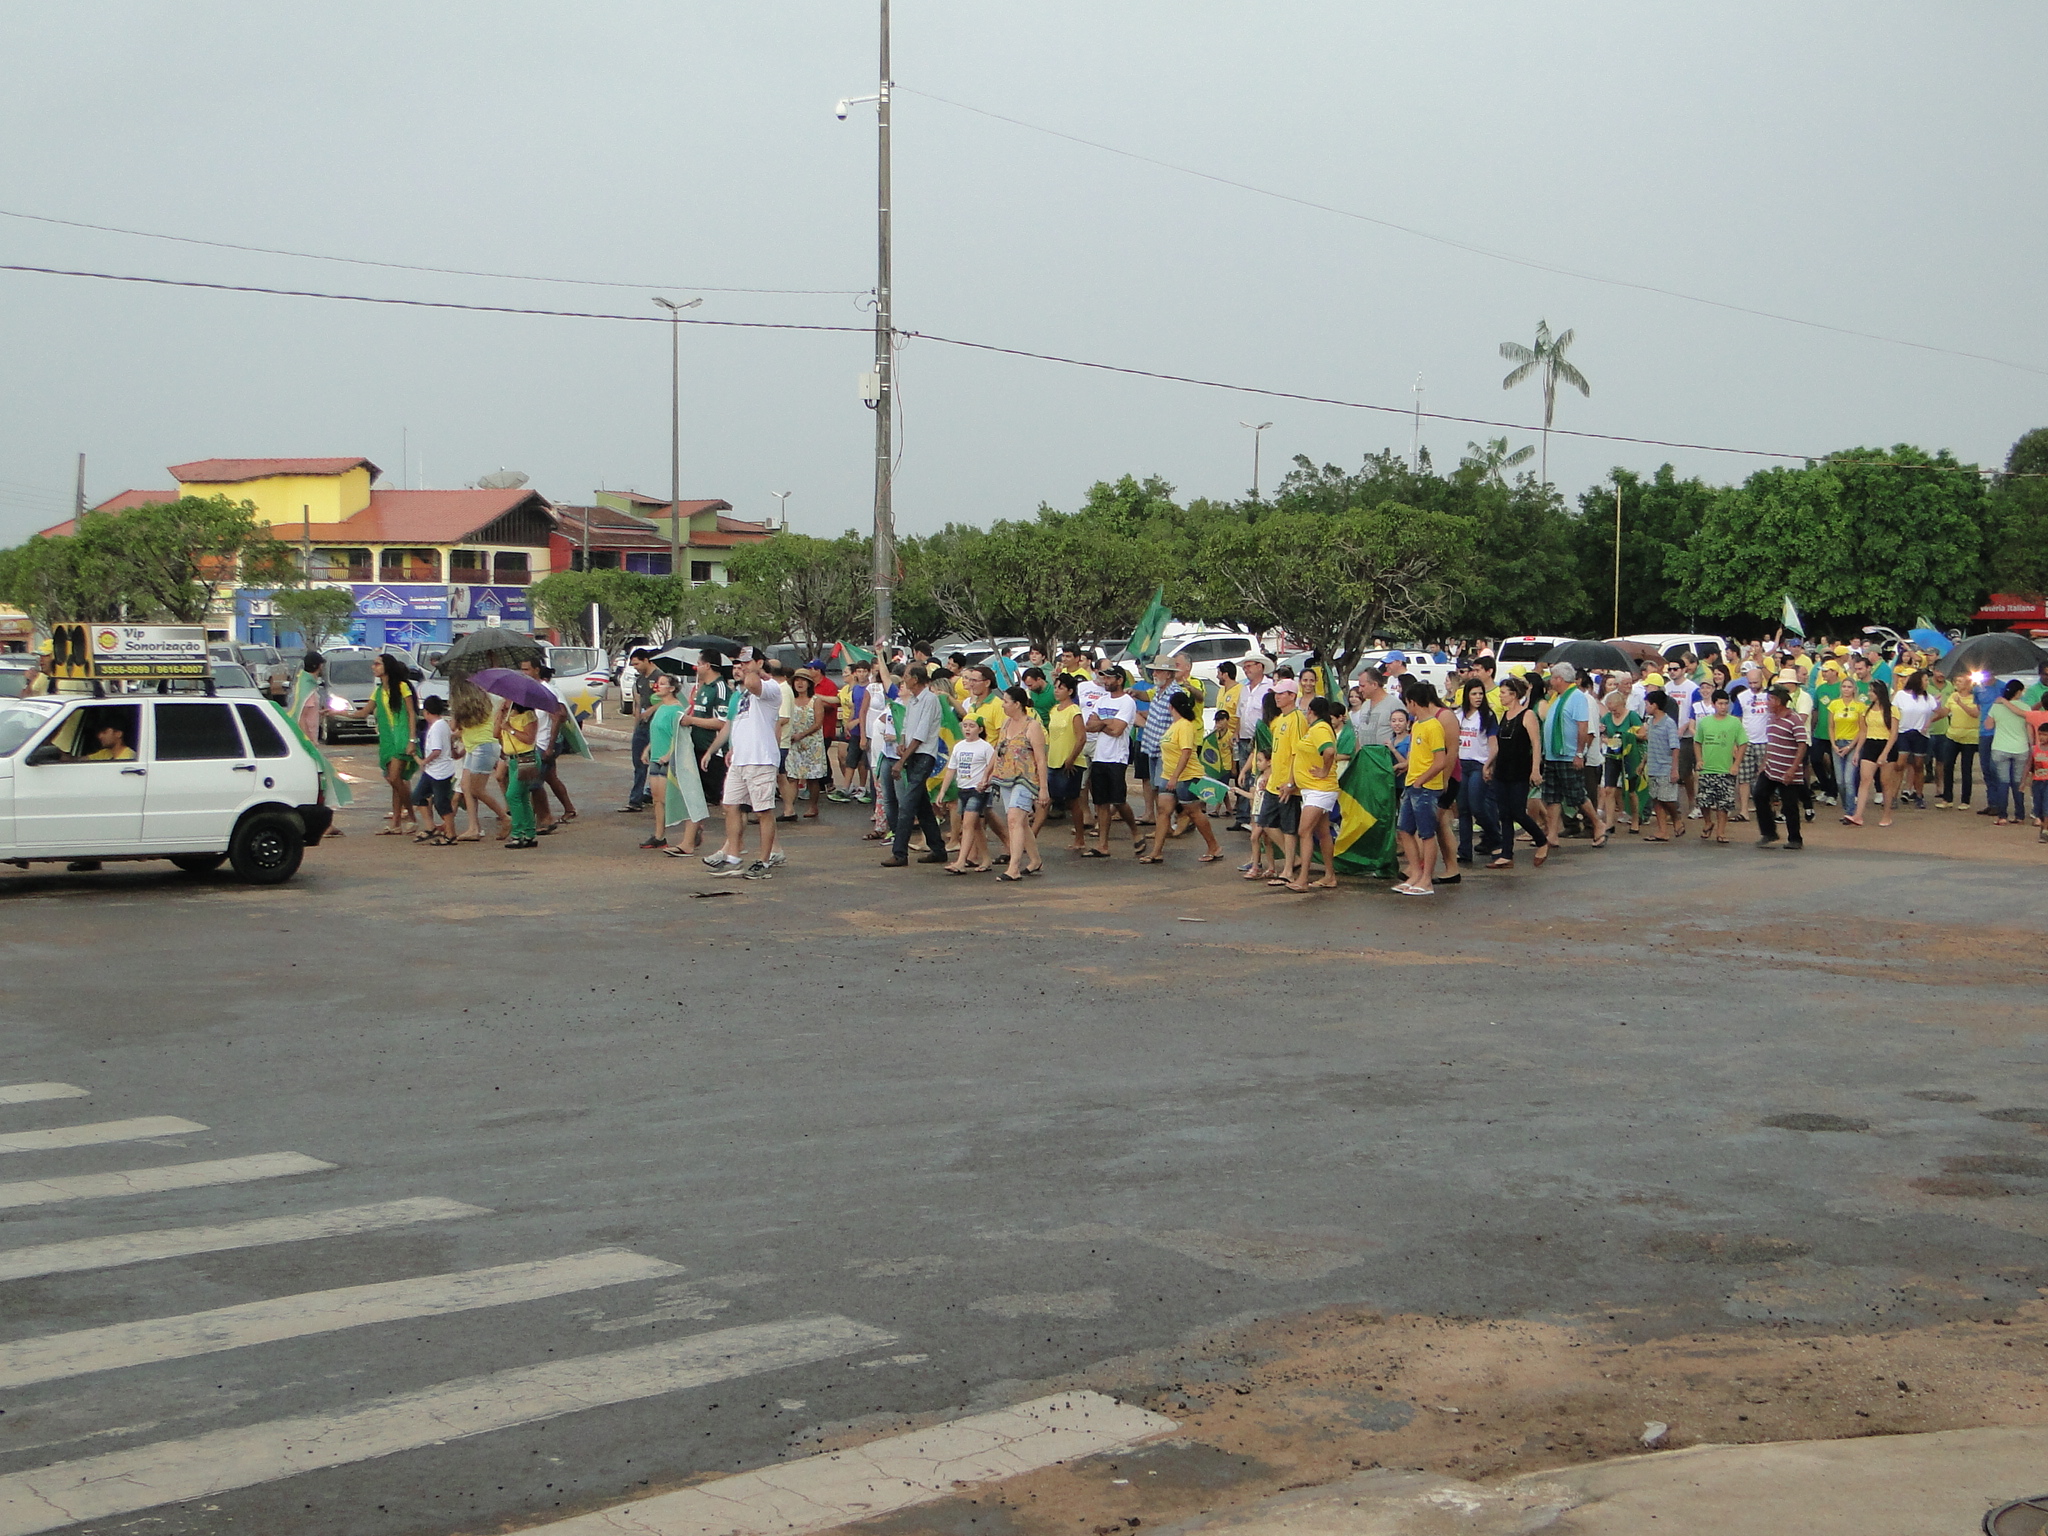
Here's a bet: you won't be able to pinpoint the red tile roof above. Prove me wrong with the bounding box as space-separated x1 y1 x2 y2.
39 487 178 533
267 489 549 544
717 514 776 534
553 505 673 548
608 492 733 517
170 457 381 483
686 530 773 549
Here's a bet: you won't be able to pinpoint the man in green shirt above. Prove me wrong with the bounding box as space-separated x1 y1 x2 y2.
1022 666 1056 725
1809 666 1842 805
1692 690 1747 844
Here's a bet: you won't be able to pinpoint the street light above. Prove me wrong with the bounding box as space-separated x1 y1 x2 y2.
1239 420 1273 499
651 295 703 575
838 0 892 650
772 490 792 529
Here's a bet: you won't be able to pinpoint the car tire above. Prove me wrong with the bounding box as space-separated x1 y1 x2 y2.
168 853 228 875
228 811 304 885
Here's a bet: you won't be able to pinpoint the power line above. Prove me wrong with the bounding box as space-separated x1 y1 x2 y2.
896 84 2048 380
0 261 2026 476
0 206 869 298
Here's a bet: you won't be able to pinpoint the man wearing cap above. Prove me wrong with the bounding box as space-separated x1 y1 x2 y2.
619 648 661 813
1233 656 1272 827
880 664 950 867
1083 663 1141 854
1261 673 1303 883
1137 657 1182 829
1752 685 1809 849
1539 661 1602 848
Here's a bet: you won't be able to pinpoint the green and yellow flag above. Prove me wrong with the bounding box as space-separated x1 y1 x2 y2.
1331 743 1398 879
1127 587 1172 662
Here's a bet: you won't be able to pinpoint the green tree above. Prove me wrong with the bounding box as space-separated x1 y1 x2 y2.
1499 320 1590 487
1573 465 1722 634
271 586 358 648
76 495 301 623
1670 446 1987 631
1460 437 1534 487
0 533 99 628
1982 427 2048 598
723 531 872 649
1199 500 1475 680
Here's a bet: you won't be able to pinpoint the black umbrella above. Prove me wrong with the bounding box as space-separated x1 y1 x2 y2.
652 654 688 676
1539 640 1639 676
442 627 543 668
1943 631 2047 677
672 634 742 653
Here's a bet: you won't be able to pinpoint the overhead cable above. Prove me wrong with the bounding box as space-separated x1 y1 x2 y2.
896 84 2048 379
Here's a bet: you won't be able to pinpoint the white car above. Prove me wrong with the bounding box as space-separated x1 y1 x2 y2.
1494 635 1578 679
1353 648 1456 695
0 692 332 883
542 645 610 722
1614 632 1730 667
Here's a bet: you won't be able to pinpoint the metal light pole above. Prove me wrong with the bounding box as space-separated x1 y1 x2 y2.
1612 482 1624 636
839 1 892 651
1411 373 1425 472
651 296 702 576
1238 421 1272 499
773 490 792 529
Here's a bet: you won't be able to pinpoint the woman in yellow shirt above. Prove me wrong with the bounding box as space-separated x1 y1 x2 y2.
1846 678 1897 828
1042 675 1088 850
1140 692 1223 866
1286 696 1341 891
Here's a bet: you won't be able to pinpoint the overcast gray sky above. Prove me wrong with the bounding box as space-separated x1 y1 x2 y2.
2 1 2042 545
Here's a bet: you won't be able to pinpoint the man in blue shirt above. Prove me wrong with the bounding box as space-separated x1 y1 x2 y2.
1540 662 1603 846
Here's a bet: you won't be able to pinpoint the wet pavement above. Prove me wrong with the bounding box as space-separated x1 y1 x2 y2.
0 746 2042 1534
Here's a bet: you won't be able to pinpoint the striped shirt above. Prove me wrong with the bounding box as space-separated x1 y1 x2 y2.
1762 708 1806 783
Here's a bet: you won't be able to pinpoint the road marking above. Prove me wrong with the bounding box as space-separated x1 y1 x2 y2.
0 1152 335 1210
0 1084 88 1107
0 1314 893 1536
0 1196 489 1283
525 1390 1177 1535
0 1117 206 1155
0 1247 680 1389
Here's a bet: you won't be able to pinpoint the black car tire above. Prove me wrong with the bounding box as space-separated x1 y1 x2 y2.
228 811 304 885
168 853 228 874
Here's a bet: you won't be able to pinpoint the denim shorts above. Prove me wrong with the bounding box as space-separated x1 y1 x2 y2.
467 740 502 773
1001 780 1037 814
1046 766 1083 805
1397 783 1440 835
1171 779 1206 805
958 787 992 816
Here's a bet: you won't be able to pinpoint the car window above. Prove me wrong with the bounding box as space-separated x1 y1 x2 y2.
236 704 291 758
327 658 375 685
1176 639 1217 662
154 702 247 760
1498 641 1554 664
214 664 256 689
548 648 599 674
38 704 143 762
1218 638 1251 658
0 701 60 756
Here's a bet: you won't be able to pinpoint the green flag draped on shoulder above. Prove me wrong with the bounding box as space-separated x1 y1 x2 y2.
268 699 352 807
1332 744 1398 880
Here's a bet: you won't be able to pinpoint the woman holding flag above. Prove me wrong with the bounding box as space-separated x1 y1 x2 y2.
1141 691 1224 867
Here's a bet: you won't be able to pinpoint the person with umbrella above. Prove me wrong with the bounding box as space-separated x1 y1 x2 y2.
469 667 560 850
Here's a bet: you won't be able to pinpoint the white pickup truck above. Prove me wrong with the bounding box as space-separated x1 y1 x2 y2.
0 692 333 883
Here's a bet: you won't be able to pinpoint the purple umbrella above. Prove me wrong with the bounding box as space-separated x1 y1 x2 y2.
470 667 559 711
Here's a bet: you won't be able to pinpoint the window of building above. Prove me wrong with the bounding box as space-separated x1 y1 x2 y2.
624 552 673 576
449 549 488 577
491 551 530 586
312 548 373 583
379 548 440 582
690 561 714 583
574 550 620 571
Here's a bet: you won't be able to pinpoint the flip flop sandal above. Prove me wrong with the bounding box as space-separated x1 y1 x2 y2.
1080 848 1110 858
1199 852 1224 863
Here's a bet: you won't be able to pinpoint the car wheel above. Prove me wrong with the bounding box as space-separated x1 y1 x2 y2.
228 811 304 884
168 853 228 875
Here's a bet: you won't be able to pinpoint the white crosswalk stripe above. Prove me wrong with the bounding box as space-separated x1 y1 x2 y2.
0 1196 487 1282
525 1391 1176 1536
0 1086 904 1533
0 1117 205 1154
0 1247 680 1389
0 1084 89 1106
0 1151 336 1210
0 1315 895 1536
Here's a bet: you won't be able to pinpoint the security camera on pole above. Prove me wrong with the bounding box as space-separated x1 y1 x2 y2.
837 0 892 653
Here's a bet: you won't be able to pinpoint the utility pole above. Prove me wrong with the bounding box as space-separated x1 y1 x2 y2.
871 0 894 652
1238 421 1272 499
1411 374 1424 473
74 453 85 521
652 296 702 578
1612 482 1623 636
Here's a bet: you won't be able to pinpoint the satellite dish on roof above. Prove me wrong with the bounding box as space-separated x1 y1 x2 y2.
476 469 530 490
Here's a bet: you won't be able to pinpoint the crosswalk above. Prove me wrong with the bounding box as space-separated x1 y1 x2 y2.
0 1080 894 1535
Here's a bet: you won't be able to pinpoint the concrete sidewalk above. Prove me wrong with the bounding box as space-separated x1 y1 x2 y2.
1157 1426 2048 1535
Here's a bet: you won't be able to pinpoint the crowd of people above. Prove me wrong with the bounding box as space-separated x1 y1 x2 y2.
315 633 2048 887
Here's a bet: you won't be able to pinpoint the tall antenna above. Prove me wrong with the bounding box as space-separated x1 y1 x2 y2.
1411 373 1424 472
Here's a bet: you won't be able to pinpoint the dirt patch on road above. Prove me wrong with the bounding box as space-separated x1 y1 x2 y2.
827 1298 2048 1536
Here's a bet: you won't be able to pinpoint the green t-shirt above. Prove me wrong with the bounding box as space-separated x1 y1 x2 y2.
1989 698 2032 754
1811 681 1841 739
1694 713 1746 775
1027 685 1056 724
2023 682 2047 709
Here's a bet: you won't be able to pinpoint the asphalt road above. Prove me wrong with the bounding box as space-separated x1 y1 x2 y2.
0 747 2043 1534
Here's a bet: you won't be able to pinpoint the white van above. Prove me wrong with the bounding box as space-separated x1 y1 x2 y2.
1494 635 1577 679
0 693 330 883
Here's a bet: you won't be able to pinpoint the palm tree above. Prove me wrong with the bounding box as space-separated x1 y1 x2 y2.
1460 437 1535 487
1499 320 1590 487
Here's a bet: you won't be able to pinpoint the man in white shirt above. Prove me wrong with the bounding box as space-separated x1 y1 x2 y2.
1083 663 1141 855
411 696 461 841
703 651 784 876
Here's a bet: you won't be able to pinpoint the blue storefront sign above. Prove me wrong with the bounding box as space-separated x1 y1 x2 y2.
448 585 531 627
240 582 533 647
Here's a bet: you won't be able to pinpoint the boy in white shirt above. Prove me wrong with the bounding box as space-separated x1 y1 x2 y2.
411 696 462 845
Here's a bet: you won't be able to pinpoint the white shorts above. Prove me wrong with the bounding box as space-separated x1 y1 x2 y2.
721 762 778 811
1302 789 1339 813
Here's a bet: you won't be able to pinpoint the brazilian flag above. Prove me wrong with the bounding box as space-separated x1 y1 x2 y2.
1332 743 1398 880
1127 587 1172 661
894 692 963 800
